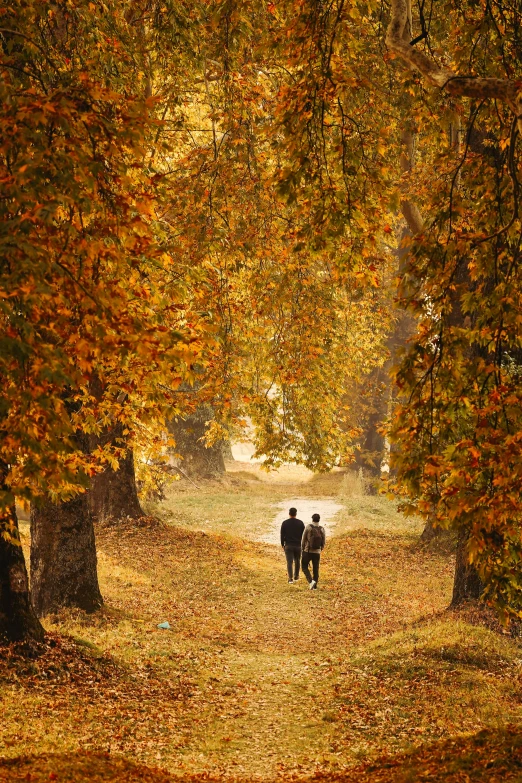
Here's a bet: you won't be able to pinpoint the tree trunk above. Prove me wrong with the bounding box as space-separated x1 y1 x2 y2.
87 376 144 524
451 527 482 606
222 439 234 462
30 492 103 617
420 518 440 543
0 504 44 643
168 405 226 478
89 441 144 524
354 371 387 477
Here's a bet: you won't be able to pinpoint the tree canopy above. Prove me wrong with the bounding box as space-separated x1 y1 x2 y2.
2 0 522 617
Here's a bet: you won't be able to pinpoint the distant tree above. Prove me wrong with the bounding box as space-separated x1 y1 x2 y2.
88 439 144 524
87 380 144 526
451 529 483 607
222 439 235 462
168 406 226 479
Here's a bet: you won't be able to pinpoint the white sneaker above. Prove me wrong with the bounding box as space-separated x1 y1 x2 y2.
288 579 294 584
309 580 316 590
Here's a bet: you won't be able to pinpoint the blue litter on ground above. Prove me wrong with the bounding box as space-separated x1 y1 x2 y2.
157 621 171 630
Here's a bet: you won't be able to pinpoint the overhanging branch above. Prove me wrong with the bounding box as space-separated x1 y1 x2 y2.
386 0 522 131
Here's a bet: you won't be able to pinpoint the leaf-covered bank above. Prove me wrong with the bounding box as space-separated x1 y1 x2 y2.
1 468 521 781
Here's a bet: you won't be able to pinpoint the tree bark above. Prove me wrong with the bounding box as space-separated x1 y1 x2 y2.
87 376 144 524
354 367 387 477
30 492 103 617
222 439 234 462
168 405 226 478
420 518 440 543
89 434 144 524
0 504 44 643
451 527 482 606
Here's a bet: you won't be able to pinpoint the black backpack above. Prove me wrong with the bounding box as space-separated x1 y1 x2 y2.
309 525 323 550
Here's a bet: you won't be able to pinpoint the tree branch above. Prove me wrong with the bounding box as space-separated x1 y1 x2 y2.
400 128 424 234
386 0 522 131
401 199 424 234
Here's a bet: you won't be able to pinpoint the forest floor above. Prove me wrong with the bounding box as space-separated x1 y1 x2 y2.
1 464 522 782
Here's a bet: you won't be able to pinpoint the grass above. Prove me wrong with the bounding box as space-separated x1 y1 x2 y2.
144 472 285 540
337 618 522 755
1 465 521 782
144 463 416 540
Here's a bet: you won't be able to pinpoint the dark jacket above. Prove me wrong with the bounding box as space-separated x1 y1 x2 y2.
280 517 305 548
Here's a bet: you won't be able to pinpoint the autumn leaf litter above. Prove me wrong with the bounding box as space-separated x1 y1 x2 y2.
2 469 522 782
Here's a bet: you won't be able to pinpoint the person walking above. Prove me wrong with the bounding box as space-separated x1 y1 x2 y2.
280 507 305 584
301 513 325 590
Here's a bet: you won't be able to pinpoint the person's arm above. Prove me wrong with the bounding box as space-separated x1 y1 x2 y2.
321 527 326 550
301 525 308 551
299 521 305 543
280 520 286 548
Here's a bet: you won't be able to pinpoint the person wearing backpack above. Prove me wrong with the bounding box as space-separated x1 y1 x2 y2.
280 507 305 584
301 513 325 590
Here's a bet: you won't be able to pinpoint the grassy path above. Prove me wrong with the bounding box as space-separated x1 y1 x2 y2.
1 467 522 781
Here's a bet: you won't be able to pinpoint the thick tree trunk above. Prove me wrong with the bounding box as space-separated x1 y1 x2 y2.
0 504 44 643
168 405 226 478
30 492 103 617
451 527 482 606
89 442 143 524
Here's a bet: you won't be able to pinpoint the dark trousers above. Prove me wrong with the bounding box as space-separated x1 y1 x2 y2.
284 546 301 580
302 551 320 584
